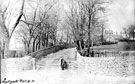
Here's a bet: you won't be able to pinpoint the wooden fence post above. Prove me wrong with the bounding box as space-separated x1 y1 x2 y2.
33 58 36 70
75 50 77 60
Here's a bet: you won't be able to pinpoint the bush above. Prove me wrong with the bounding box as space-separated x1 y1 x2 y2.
29 44 76 60
102 41 118 45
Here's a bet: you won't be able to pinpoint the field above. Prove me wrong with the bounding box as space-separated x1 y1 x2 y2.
92 42 135 51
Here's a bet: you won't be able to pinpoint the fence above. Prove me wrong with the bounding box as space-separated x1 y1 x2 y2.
80 48 135 57
93 50 135 57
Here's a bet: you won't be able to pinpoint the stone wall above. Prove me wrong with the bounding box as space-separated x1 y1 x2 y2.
29 44 76 60
1 56 35 75
4 50 16 58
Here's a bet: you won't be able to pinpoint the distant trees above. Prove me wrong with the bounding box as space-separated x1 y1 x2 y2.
123 28 130 41
123 25 135 41
129 25 135 40
0 0 25 58
122 9 135 41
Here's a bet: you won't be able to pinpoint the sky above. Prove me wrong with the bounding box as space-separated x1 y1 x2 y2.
107 0 135 33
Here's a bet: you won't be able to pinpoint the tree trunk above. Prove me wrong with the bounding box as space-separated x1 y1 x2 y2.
38 37 41 50
0 19 10 58
36 41 39 51
33 35 39 52
3 36 10 58
0 41 6 59
46 35 49 48
27 43 30 54
54 36 56 46
88 8 91 57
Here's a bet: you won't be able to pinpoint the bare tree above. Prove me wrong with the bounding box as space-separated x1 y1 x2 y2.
33 2 59 51
0 0 25 58
62 23 73 44
82 0 107 56
65 0 108 56
65 1 87 52
19 1 39 54
19 1 59 54
98 19 107 43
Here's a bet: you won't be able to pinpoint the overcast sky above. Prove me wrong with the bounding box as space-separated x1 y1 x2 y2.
61 0 135 33
107 0 135 33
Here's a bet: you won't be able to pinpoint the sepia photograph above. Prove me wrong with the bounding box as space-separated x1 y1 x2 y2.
0 0 135 84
